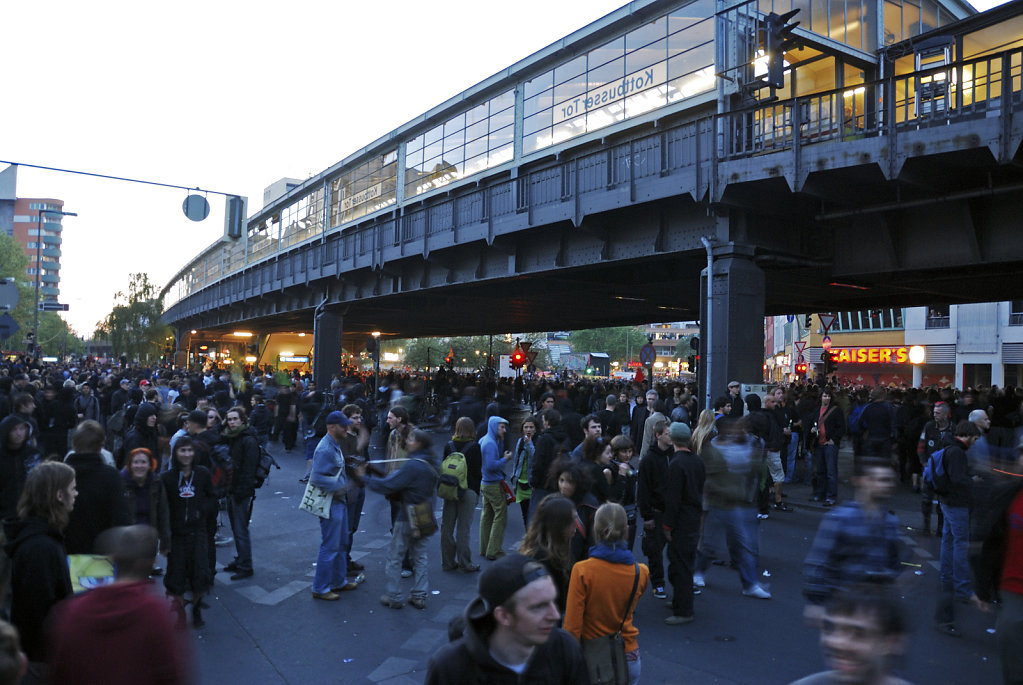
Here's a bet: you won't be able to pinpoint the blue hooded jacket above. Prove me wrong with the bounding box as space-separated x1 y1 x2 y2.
479 415 509 484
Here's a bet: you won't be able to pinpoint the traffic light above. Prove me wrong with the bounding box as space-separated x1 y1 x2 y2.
765 10 800 89
795 362 808 375
510 346 526 369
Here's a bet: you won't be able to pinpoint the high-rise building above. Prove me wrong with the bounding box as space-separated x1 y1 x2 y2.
0 165 64 302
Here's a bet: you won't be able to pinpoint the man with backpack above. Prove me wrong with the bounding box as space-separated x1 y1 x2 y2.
918 402 956 536
934 421 981 638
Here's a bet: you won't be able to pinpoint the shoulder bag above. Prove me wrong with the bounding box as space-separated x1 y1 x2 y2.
406 458 440 539
582 563 639 685
299 480 332 519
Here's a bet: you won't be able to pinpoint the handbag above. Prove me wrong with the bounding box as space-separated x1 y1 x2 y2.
406 500 438 538
298 481 332 519
581 564 639 685
406 458 440 538
500 479 516 506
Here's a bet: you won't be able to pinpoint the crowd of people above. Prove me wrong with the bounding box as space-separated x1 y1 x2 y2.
0 354 1021 683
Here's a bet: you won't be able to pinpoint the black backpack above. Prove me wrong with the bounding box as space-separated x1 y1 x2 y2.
254 444 280 488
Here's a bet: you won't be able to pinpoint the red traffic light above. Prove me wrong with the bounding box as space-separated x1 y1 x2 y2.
511 350 525 368
795 362 808 374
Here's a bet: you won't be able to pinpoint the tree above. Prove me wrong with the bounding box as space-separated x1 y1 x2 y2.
37 312 85 358
568 326 648 364
94 273 171 363
387 333 551 371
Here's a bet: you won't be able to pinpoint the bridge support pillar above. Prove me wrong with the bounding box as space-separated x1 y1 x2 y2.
700 242 765 406
313 309 344 391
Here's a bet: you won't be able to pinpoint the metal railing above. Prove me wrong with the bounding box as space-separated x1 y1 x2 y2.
163 47 1023 312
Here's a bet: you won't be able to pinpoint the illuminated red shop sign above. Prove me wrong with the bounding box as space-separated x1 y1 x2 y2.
829 347 909 364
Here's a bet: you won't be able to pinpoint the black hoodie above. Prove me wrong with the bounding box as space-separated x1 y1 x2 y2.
3 516 73 661
0 415 39 520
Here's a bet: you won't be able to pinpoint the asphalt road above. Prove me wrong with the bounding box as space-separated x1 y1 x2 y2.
190 423 1001 684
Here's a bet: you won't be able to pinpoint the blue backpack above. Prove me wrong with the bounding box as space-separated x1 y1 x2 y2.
922 448 949 494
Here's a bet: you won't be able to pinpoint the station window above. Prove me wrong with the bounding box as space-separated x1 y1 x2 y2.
278 189 324 250
523 0 715 155
404 90 514 198
329 151 398 227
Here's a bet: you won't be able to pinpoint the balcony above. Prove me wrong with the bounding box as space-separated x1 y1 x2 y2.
1010 312 1023 326
925 316 951 329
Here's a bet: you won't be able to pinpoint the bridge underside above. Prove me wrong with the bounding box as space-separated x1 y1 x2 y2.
166 108 1023 390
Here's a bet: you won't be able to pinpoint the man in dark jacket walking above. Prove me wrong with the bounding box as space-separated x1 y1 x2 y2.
223 406 261 580
934 420 981 637
638 418 673 599
64 421 132 554
662 422 706 624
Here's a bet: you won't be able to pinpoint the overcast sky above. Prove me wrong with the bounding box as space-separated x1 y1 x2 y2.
3 0 1007 335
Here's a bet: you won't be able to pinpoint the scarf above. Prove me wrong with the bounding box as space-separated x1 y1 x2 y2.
224 422 250 439
587 541 635 565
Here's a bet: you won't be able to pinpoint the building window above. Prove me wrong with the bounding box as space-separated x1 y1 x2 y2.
1010 301 1023 326
926 305 951 329
27 203 60 212
404 90 514 198
523 0 715 154
833 308 905 331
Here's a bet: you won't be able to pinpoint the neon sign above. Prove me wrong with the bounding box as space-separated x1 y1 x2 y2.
828 347 909 364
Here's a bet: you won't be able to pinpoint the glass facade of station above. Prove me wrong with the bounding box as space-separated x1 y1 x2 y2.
164 0 988 309
523 2 715 153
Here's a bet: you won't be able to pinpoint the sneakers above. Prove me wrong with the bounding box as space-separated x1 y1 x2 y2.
653 586 667 599
664 614 695 625
823 499 836 507
298 475 309 484
312 591 340 601
459 564 481 573
756 512 769 520
223 560 239 572
230 570 254 581
214 533 234 547
400 569 413 578
773 502 793 512
742 584 772 599
693 573 706 588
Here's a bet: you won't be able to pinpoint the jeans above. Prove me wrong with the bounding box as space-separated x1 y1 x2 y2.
345 486 365 562
627 652 641 685
227 494 253 572
784 433 801 482
312 499 349 594
813 443 839 501
696 507 759 590
384 520 429 601
441 489 478 569
939 505 971 598
479 483 508 558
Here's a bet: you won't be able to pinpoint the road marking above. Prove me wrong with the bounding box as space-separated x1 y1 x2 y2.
367 656 418 682
231 579 309 606
401 628 447 653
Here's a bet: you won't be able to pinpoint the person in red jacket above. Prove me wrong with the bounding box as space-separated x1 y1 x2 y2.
49 525 192 685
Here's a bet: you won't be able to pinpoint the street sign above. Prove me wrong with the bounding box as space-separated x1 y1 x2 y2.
639 343 656 366
38 302 69 312
0 280 18 311
0 314 18 338
818 313 837 331
182 194 210 222
526 350 538 364
793 341 806 355
786 314 794 322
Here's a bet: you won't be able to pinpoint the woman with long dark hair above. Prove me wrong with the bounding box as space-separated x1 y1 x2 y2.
549 458 598 564
4 460 76 678
518 493 576 614
162 437 215 628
